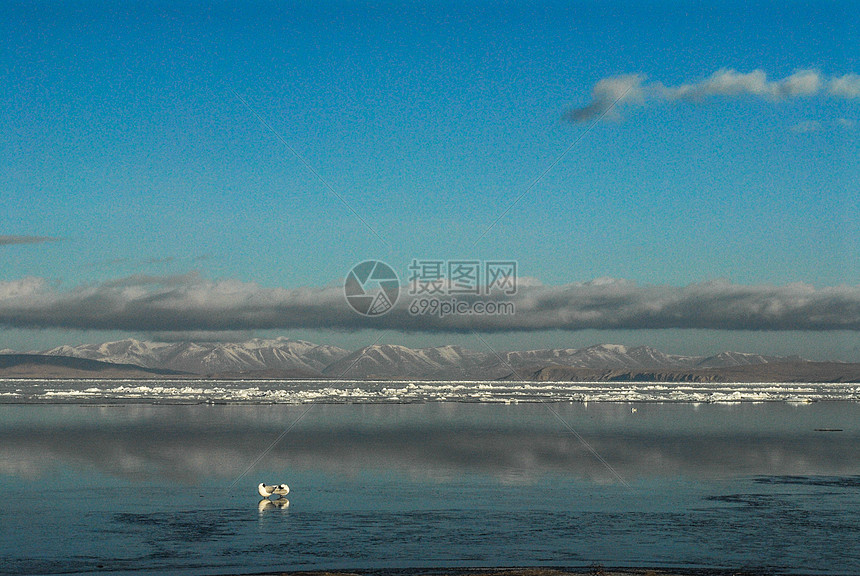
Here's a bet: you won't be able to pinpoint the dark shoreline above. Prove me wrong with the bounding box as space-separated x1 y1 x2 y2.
217 568 793 576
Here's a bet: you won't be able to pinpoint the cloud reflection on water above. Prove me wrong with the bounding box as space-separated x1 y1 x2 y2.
1 403 858 485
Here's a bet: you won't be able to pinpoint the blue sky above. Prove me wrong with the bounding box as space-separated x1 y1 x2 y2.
1 1 858 359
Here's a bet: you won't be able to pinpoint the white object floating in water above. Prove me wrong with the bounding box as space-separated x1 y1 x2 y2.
258 482 290 498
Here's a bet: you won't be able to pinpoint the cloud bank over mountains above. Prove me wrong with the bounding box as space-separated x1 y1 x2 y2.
567 69 860 122
0 273 857 333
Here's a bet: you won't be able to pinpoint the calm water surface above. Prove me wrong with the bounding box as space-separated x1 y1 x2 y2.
1 401 859 575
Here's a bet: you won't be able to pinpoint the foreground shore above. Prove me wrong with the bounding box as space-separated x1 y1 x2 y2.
225 569 780 576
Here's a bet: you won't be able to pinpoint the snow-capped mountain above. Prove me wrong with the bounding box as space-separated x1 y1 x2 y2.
42 338 350 375
44 340 174 369
30 338 805 379
320 342 801 379
693 351 803 369
504 344 697 371
322 344 490 379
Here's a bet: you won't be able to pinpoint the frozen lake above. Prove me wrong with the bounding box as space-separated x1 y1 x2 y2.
2 377 859 403
1 400 859 575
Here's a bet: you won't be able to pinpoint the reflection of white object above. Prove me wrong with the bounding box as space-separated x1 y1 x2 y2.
258 483 290 498
258 498 290 512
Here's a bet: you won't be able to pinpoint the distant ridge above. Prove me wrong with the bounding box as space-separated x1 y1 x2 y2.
0 354 191 379
528 361 860 384
0 338 856 382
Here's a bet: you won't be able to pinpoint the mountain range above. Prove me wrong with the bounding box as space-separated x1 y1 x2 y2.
39 338 346 376
3 337 856 382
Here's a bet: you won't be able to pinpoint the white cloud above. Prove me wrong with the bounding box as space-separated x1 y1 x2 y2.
778 69 824 97
0 274 858 333
791 120 823 133
791 118 857 133
828 73 860 98
564 74 646 122
567 69 857 122
662 69 773 101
